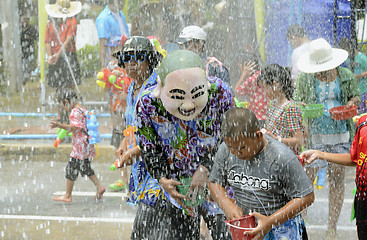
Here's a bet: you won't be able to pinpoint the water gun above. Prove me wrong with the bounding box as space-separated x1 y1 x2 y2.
313 165 327 190
96 68 126 93
353 113 367 123
53 128 72 148
152 38 167 58
234 98 248 108
110 126 137 171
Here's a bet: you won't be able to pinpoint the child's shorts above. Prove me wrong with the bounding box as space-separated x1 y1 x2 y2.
65 157 95 181
264 214 308 240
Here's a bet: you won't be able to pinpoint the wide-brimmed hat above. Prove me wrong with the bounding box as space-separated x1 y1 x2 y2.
46 0 82 18
297 38 348 73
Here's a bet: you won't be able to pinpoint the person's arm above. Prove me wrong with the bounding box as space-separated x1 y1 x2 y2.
246 193 314 239
280 104 305 151
301 150 355 166
136 97 169 181
277 130 304 151
49 120 78 133
246 153 315 239
347 96 360 107
235 61 256 95
45 43 53 64
346 70 361 106
48 19 76 65
209 181 243 220
99 38 108 69
355 71 367 80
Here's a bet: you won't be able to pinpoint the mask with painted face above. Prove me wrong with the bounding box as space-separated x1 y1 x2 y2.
154 50 210 121
160 67 210 120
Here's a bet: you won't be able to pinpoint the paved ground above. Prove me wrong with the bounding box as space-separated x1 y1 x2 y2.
0 114 360 239
0 146 359 240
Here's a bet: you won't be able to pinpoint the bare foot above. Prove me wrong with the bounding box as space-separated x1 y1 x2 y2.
53 195 72 203
95 186 106 200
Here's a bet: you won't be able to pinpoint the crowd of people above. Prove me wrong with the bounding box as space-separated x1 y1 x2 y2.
37 0 367 239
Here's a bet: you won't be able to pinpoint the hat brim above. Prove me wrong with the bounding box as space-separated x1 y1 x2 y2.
111 47 122 58
297 48 348 73
46 2 82 18
174 37 192 44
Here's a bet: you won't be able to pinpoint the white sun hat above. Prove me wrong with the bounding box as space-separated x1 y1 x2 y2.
175 26 207 44
46 0 82 18
297 38 348 73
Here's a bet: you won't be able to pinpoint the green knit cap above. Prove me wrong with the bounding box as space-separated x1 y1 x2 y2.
157 50 204 85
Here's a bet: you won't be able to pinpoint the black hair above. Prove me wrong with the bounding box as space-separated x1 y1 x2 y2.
338 38 353 53
119 50 162 76
56 88 78 106
223 108 260 138
258 64 294 100
287 24 307 39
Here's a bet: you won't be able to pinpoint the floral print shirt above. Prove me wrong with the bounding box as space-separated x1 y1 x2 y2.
69 108 96 160
136 77 233 181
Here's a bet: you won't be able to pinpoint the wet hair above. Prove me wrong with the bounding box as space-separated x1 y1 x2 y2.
338 38 353 53
287 24 307 39
56 88 78 106
119 50 161 76
223 108 260 138
258 64 294 100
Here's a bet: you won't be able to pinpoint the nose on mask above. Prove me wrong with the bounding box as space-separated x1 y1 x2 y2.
181 102 195 109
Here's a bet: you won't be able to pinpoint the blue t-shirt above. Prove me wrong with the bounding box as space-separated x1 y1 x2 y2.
95 6 130 40
312 77 348 135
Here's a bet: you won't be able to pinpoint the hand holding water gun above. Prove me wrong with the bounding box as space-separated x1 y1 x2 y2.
53 128 72 148
111 126 141 170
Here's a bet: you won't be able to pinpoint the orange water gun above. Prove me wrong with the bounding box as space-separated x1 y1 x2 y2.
110 126 138 170
53 128 72 148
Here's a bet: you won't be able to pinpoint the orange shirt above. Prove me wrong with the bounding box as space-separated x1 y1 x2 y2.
45 18 77 54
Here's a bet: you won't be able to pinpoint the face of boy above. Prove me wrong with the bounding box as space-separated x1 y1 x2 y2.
159 67 209 121
224 134 262 160
123 51 149 81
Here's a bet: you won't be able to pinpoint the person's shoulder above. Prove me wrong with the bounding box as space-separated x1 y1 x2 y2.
67 17 77 25
286 100 302 111
96 7 109 20
265 136 296 164
208 77 231 95
338 66 356 81
357 52 367 62
140 86 158 103
70 107 83 119
216 142 231 161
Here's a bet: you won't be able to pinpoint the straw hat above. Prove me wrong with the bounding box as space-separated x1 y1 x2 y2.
297 38 348 73
46 0 82 18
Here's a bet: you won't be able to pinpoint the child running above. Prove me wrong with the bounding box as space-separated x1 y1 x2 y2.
301 113 367 240
209 107 314 239
258 64 305 155
50 89 105 202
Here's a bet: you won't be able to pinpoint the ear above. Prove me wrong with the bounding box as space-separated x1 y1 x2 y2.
255 130 263 139
153 76 163 98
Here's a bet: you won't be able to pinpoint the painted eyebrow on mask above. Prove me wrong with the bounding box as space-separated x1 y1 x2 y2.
191 85 205 94
169 89 186 94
